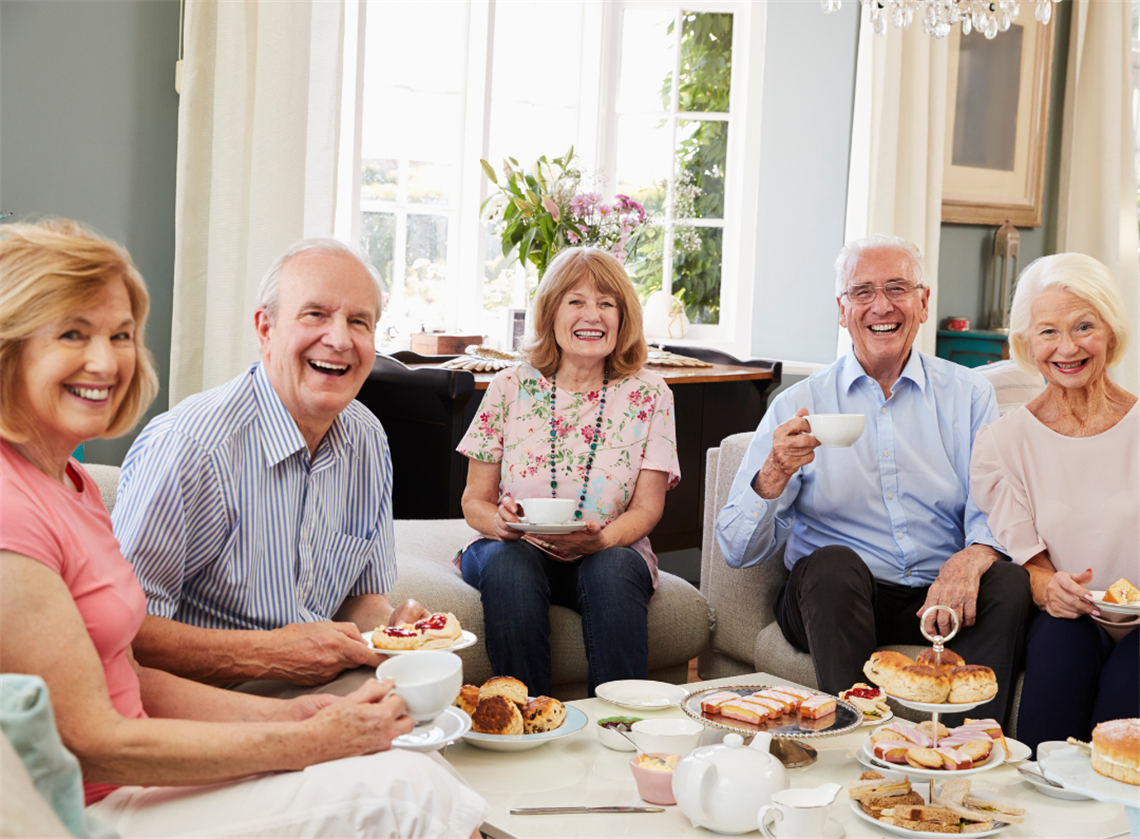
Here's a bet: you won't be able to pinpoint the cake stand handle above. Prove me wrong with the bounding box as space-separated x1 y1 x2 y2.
919 604 960 650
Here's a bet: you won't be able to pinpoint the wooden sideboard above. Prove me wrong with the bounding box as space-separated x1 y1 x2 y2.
354 348 781 552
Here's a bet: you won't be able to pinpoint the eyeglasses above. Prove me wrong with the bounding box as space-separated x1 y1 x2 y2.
841 281 924 304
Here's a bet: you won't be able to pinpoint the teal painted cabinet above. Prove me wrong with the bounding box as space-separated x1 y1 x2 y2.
935 329 1009 368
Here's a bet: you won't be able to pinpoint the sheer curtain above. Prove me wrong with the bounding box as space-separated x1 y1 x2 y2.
170 0 345 405
841 23 948 359
1056 0 1140 392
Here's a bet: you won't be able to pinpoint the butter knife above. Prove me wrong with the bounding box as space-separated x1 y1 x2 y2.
510 806 665 815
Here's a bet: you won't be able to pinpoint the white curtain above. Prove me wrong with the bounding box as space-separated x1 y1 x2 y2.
170 0 345 406
841 22 949 359
1056 0 1140 393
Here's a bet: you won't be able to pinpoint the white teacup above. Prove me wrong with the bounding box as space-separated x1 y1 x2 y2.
519 497 576 525
804 413 865 447
629 718 705 756
375 650 463 724
757 784 841 839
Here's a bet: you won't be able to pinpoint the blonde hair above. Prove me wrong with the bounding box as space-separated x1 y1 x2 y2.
0 218 159 441
1008 253 1130 376
522 247 648 379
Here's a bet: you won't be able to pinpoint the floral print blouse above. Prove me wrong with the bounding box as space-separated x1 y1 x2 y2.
456 363 681 587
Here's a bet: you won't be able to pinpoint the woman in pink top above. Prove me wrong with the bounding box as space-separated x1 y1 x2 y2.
970 253 1138 755
0 220 485 838
458 248 680 696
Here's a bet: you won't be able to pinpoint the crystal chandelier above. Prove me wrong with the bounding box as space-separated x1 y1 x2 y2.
822 0 1061 40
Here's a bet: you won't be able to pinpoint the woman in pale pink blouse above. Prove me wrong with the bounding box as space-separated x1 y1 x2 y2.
970 253 1137 755
457 247 680 697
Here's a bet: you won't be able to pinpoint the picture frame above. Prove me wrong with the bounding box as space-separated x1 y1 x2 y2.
941 20 1055 226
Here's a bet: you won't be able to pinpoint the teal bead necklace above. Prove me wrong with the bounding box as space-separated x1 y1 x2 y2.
549 368 608 519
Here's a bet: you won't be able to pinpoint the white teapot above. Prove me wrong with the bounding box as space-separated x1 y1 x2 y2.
671 731 789 835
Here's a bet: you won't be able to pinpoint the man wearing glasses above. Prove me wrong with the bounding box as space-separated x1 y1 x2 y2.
717 233 1031 726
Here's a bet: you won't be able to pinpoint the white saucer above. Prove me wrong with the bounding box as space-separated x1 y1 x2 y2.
1020 760 1092 800
391 706 470 753
364 629 478 655
859 709 894 726
596 679 689 710
772 818 844 838
507 521 588 535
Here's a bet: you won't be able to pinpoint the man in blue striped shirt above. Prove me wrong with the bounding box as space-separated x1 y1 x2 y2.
113 239 425 693
717 235 1032 725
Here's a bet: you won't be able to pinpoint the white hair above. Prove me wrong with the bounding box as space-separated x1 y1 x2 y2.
834 233 925 297
1008 252 1130 376
257 238 382 321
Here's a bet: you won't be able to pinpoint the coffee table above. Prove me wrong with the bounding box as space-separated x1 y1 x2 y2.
442 672 1132 839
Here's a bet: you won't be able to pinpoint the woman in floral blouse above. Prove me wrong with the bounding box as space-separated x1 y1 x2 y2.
457 247 680 696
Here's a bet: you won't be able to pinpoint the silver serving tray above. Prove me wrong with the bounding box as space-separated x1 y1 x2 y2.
682 684 862 740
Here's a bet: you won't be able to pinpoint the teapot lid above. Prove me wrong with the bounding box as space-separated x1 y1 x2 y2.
688 732 776 772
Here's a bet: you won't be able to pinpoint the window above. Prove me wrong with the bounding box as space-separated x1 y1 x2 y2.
337 0 764 356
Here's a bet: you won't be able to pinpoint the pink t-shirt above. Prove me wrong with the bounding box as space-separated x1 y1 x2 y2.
456 364 681 588
0 441 148 804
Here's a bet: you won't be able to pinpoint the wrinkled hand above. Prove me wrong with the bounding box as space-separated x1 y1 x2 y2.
306 678 414 756
538 521 612 555
265 622 384 686
1044 567 1096 619
388 598 428 627
918 546 998 636
490 495 525 542
755 409 820 499
275 692 341 722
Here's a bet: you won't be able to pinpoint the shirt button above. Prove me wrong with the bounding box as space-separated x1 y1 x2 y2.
881 407 887 414
905 569 912 577
888 493 894 499
897 532 902 538
883 450 889 457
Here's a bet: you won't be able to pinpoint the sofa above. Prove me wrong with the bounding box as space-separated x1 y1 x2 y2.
696 361 1047 732
83 465 712 701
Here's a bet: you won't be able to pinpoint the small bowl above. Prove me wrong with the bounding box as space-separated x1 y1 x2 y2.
597 716 643 751
629 753 679 805
630 717 704 756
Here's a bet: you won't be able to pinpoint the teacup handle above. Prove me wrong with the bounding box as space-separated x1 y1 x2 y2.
757 805 781 839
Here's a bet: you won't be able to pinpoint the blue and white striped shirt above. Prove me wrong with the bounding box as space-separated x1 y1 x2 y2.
112 362 396 631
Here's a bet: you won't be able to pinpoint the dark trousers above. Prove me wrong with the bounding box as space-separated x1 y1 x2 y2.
461 538 653 697
1017 611 1140 756
774 545 1033 727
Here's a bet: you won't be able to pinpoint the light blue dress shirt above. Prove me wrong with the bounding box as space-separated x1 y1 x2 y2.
716 350 1002 587
112 363 396 630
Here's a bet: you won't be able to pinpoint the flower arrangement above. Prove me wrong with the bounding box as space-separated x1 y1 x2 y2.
480 148 653 279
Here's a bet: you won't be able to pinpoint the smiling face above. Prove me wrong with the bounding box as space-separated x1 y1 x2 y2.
1027 288 1114 391
838 247 930 379
15 277 137 456
552 282 621 372
255 251 379 448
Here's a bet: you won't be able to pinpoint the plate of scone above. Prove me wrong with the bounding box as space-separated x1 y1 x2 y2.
863 648 997 712
365 612 478 655
455 676 587 752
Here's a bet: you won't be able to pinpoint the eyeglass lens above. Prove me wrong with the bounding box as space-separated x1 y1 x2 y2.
848 282 915 302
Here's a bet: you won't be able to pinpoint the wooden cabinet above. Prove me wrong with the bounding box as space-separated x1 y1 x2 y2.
935 329 1009 368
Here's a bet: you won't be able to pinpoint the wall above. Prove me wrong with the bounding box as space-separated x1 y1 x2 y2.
0 0 180 466
936 1 1072 327
749 1 860 364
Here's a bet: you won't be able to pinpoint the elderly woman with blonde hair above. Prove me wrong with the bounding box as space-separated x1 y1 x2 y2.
0 219 486 838
970 252 1137 755
457 247 680 697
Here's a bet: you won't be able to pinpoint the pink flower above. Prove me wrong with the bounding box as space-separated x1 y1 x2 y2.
638 410 648 422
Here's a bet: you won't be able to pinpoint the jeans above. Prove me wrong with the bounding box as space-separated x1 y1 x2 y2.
460 538 653 697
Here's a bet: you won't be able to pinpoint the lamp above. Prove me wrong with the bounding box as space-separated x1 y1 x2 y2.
822 0 1060 40
986 220 1020 332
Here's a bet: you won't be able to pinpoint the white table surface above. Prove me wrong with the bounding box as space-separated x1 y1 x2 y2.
442 672 1131 839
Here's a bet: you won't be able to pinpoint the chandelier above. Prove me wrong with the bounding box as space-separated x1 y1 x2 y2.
822 0 1061 39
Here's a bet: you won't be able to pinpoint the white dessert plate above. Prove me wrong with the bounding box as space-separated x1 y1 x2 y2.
1019 759 1092 801
848 796 1009 838
364 629 478 655
1089 591 1140 615
596 680 689 710
461 704 587 752
506 521 588 534
391 707 471 753
861 730 1004 778
1003 738 1031 762
860 709 894 726
885 694 988 713
1039 745 1140 808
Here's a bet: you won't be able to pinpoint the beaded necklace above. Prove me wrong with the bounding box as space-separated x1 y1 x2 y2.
549 368 608 520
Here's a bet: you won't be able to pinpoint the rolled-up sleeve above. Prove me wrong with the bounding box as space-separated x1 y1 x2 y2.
715 401 800 569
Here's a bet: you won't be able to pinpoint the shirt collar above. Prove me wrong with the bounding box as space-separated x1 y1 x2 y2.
252 362 350 469
839 348 927 396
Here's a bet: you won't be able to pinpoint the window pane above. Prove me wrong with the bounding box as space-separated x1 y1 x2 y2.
362 159 398 202
408 161 452 206
361 211 396 297
618 9 675 113
677 119 727 219
674 226 722 325
624 225 666 304
402 215 449 326
615 115 671 205
678 12 733 113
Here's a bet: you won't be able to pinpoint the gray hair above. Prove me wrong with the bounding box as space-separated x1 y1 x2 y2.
834 233 925 297
1008 252 1130 376
256 237 383 322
